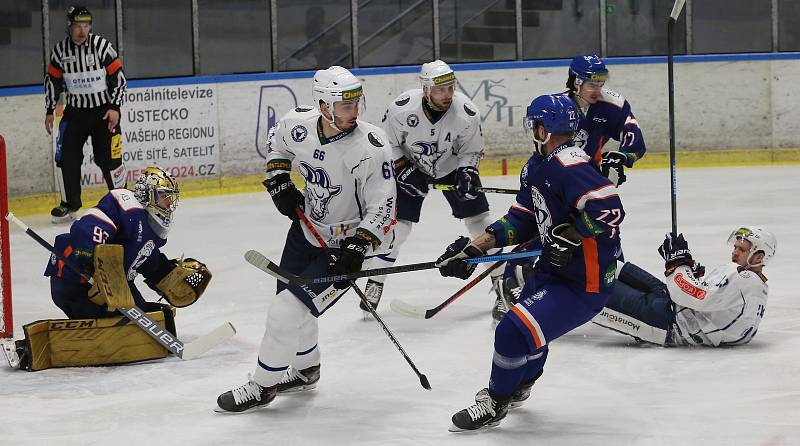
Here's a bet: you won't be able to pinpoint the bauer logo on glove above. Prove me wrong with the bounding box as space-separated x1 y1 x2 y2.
156 258 212 307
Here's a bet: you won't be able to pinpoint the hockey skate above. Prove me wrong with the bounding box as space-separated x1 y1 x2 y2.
215 375 277 414
359 279 384 319
1 340 20 369
50 202 78 224
277 365 320 394
491 276 513 323
449 388 510 432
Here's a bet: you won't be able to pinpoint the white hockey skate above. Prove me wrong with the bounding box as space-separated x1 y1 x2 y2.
1 340 20 369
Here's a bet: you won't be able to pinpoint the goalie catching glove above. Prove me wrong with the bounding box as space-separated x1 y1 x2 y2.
154 257 213 307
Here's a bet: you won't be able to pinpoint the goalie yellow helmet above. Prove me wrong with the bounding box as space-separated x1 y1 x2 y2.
133 167 180 233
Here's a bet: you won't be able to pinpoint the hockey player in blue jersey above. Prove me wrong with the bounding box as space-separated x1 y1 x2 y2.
44 166 210 320
436 94 625 432
568 54 646 186
494 54 647 320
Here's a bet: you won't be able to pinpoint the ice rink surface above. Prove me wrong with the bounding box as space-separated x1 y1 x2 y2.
1 166 799 446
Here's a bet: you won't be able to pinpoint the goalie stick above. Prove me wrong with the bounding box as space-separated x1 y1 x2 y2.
244 249 540 286
431 184 519 195
390 242 534 319
5 212 235 360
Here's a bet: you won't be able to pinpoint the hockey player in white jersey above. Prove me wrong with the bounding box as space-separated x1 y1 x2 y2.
362 60 505 320
594 227 775 346
215 66 396 413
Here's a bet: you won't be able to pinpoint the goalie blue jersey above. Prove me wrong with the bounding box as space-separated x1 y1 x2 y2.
488 143 625 294
44 189 171 284
570 88 646 168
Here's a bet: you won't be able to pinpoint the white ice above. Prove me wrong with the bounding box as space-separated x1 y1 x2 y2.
1 166 799 446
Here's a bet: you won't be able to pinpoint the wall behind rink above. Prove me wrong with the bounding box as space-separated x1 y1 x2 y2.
1 54 799 198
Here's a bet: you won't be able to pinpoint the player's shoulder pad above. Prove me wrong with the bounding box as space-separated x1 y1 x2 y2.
276 106 319 140
452 92 480 119
389 89 422 111
553 145 591 167
357 122 388 149
598 87 627 109
109 189 143 212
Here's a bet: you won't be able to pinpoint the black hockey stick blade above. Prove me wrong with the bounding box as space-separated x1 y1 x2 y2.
419 373 431 390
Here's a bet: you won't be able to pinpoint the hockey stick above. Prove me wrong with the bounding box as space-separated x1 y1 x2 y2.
390 242 534 319
667 0 685 236
295 209 431 390
244 250 540 286
5 212 235 360
431 184 519 195
305 250 540 285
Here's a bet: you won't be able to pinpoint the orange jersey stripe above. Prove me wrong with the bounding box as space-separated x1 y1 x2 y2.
593 136 605 165
106 58 123 75
511 306 544 348
47 64 63 79
582 237 599 293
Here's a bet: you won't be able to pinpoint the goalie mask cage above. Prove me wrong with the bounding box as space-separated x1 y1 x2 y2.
0 135 11 338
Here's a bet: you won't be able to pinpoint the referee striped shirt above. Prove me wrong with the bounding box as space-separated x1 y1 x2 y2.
44 33 126 114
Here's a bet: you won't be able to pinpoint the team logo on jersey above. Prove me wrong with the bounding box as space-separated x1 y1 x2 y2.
530 186 552 238
85 54 96 66
410 141 446 176
368 132 384 147
406 114 419 127
298 162 342 220
395 95 410 106
291 125 308 142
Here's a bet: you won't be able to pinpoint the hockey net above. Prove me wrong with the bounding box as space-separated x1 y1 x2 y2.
0 135 11 338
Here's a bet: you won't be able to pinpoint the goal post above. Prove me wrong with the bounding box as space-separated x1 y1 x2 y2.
0 134 12 338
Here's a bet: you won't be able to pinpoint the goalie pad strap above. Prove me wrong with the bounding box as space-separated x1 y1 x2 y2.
20 306 175 371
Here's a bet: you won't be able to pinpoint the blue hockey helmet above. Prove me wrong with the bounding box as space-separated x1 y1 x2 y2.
524 94 579 154
569 54 609 82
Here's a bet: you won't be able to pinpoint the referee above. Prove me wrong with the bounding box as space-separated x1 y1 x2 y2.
45 6 127 223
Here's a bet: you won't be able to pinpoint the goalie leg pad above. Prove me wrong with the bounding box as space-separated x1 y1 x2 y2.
155 258 212 307
93 244 135 310
19 306 175 371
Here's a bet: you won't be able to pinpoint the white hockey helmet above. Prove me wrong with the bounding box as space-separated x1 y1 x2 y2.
726 226 776 267
420 60 456 91
312 66 364 116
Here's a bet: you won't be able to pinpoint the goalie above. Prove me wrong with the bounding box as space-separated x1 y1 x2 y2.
4 167 212 371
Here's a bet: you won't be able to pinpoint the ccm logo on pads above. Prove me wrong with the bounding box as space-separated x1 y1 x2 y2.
674 273 707 300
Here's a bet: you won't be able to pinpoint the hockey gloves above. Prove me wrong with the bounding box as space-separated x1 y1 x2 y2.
455 166 481 200
543 223 582 268
328 236 370 289
394 157 429 197
436 236 485 279
600 151 630 186
263 173 304 221
658 232 695 275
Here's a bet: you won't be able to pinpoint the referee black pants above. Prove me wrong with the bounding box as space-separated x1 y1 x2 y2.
55 105 124 210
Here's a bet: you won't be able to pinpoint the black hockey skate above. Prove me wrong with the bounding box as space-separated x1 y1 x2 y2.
359 279 384 318
215 375 277 413
449 388 510 432
491 276 515 323
277 365 320 394
50 202 78 224
509 369 543 409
